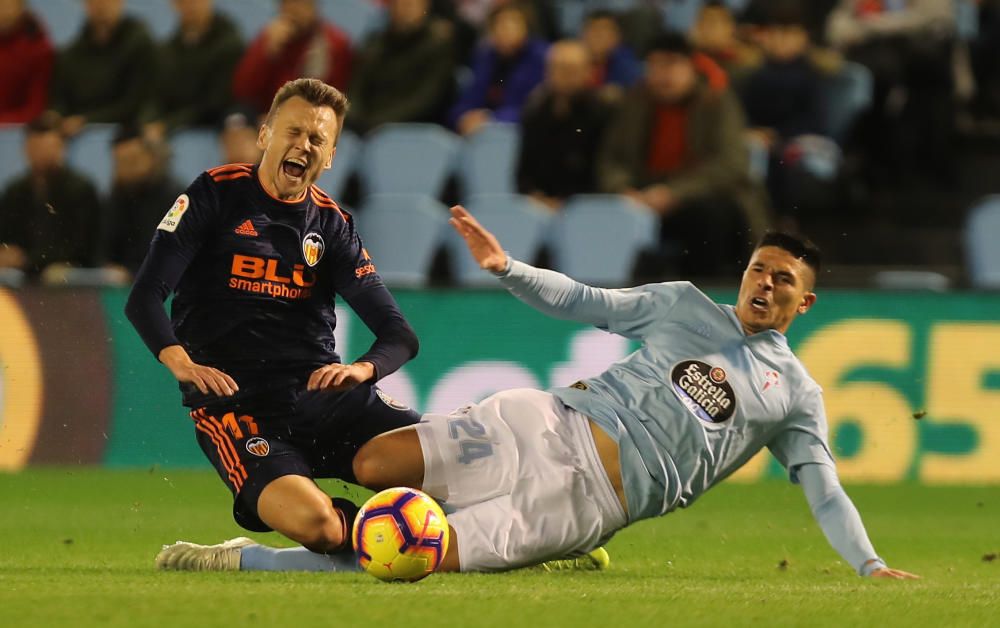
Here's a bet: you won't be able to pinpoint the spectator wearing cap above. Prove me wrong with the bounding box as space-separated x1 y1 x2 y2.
49 0 157 136
517 40 614 210
598 33 768 278
0 113 102 276
102 127 183 274
449 3 547 136
232 0 352 117
346 0 456 135
142 0 244 139
0 0 54 124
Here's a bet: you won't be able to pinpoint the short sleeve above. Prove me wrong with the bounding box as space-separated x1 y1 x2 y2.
767 386 835 484
149 172 221 260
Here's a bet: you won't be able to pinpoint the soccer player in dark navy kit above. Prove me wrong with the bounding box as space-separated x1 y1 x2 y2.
126 78 420 568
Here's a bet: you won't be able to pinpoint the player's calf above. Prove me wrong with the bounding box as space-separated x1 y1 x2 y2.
256 475 350 553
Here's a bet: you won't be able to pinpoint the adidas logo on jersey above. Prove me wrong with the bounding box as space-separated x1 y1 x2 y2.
234 220 259 237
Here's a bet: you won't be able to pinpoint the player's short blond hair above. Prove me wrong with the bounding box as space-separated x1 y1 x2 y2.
264 78 350 138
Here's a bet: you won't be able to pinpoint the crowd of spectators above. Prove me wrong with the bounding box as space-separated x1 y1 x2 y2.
1 0 998 283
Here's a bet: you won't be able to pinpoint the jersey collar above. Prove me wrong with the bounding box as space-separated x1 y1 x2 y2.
253 165 310 209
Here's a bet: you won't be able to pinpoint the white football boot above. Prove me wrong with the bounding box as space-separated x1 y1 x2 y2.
155 537 256 571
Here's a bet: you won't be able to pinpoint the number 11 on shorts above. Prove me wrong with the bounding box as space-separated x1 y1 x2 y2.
447 418 494 465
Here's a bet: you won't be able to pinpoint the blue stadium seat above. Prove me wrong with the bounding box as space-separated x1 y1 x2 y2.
215 0 273 42
458 122 520 200
315 128 361 200
555 1 588 36
447 194 553 286
956 0 979 41
126 0 177 40
661 0 703 33
965 195 1000 288
28 0 84 47
170 129 223 186
357 194 449 286
359 123 460 198
824 61 873 143
318 0 386 45
66 124 117 197
0 125 26 191
550 194 658 286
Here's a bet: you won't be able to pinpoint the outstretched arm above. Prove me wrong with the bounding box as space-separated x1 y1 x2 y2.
797 463 918 579
449 205 664 335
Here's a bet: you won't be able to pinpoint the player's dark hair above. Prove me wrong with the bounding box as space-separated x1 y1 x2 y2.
756 231 822 277
265 78 350 139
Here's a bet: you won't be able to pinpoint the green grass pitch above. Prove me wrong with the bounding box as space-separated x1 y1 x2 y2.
1 469 998 627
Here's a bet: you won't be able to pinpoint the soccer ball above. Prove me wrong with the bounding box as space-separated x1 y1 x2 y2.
352 487 450 582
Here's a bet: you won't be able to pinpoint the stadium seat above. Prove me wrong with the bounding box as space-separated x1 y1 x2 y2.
661 0 703 33
358 123 460 198
550 194 658 286
458 122 520 199
125 0 177 40
315 127 361 200
215 0 273 42
0 125 26 191
170 129 223 186
66 124 117 197
318 0 386 45
447 194 553 286
555 0 588 36
824 61 873 143
956 0 979 41
965 195 1000 288
356 194 449 286
28 0 84 47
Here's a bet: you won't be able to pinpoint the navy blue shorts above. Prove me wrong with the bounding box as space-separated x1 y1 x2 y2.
191 383 419 532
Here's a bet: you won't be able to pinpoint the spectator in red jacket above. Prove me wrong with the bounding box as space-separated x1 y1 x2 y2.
0 0 54 124
232 0 353 116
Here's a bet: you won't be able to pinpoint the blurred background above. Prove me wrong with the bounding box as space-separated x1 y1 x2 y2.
0 0 997 483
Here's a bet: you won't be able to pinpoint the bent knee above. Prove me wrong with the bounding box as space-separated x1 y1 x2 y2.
353 441 388 489
353 429 425 491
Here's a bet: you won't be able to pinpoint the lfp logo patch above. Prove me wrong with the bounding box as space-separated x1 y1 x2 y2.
157 194 190 232
303 232 325 267
246 437 270 457
670 360 737 426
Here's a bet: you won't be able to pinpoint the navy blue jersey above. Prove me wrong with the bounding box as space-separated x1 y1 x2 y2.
126 163 418 408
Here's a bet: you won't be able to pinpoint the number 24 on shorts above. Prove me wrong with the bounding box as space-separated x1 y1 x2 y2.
447 418 494 465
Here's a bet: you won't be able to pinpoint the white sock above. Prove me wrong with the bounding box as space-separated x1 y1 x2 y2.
239 545 360 572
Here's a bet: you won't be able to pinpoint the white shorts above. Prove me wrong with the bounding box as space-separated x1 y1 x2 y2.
415 389 627 572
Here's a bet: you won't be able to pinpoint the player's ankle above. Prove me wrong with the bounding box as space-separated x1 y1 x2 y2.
329 497 360 553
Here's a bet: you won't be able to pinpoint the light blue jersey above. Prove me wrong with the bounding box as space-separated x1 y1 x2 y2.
499 262 834 523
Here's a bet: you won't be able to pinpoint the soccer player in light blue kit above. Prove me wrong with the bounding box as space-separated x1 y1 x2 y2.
351 205 918 579
160 205 918 578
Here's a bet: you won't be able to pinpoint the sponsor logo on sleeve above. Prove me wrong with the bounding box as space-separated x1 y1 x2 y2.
302 232 325 267
246 437 270 457
670 360 737 426
157 194 190 232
